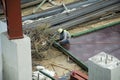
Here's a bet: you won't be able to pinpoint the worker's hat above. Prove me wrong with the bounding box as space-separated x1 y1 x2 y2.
58 28 63 33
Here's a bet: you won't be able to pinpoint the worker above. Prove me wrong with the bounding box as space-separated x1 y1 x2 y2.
57 28 71 49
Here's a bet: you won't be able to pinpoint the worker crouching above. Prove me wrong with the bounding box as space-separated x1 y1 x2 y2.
57 28 71 50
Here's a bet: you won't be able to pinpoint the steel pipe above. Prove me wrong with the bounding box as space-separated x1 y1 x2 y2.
0 0 43 14
71 20 120 37
39 70 56 80
21 0 43 9
51 3 120 30
23 0 120 28
22 0 99 21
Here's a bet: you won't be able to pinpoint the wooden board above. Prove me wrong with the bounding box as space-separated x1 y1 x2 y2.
69 25 120 65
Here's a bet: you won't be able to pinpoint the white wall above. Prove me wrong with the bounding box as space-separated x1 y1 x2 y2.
0 21 7 80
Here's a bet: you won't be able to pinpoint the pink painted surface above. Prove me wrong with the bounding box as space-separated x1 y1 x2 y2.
69 25 120 63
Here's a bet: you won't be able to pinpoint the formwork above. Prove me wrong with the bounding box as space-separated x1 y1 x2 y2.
54 21 120 71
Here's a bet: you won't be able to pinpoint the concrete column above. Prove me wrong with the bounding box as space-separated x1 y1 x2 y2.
88 52 120 80
0 21 7 80
1 32 32 80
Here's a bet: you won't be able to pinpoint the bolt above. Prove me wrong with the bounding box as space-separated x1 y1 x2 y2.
116 62 120 66
105 55 108 64
100 57 102 61
111 57 113 61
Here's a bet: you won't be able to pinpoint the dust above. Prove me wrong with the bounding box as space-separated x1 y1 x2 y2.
32 47 82 77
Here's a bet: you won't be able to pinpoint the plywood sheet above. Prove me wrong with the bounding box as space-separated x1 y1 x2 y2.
69 25 120 64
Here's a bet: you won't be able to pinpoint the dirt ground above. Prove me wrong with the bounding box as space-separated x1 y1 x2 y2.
32 47 83 77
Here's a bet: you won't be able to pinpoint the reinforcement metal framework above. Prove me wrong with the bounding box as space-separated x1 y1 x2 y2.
22 0 99 21
23 0 120 30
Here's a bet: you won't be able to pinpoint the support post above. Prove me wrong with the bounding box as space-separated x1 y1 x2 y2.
1 0 23 39
1 32 32 80
88 52 120 80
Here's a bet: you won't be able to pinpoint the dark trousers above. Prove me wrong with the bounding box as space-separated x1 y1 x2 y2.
60 40 70 50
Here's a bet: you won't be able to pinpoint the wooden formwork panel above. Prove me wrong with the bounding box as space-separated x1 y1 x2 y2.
69 25 120 64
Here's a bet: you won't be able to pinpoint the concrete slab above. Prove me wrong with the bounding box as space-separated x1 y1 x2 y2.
1 32 32 80
68 25 120 65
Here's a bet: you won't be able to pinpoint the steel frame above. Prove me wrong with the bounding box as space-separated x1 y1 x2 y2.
1 0 23 39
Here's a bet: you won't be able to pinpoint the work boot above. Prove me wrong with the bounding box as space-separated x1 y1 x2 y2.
64 43 70 50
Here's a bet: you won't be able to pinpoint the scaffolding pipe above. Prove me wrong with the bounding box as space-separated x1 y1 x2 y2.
71 20 120 37
23 0 120 28
33 0 47 13
52 3 120 29
21 0 43 9
22 0 99 21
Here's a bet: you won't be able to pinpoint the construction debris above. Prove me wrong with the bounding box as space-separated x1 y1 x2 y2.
24 23 57 60
32 66 55 80
70 70 88 80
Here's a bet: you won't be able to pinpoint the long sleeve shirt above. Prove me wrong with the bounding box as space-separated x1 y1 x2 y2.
60 30 71 42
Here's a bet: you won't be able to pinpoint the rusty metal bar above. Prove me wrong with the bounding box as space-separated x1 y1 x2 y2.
2 0 23 39
70 70 88 80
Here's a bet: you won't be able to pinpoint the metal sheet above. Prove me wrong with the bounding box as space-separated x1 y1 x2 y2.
68 25 120 64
